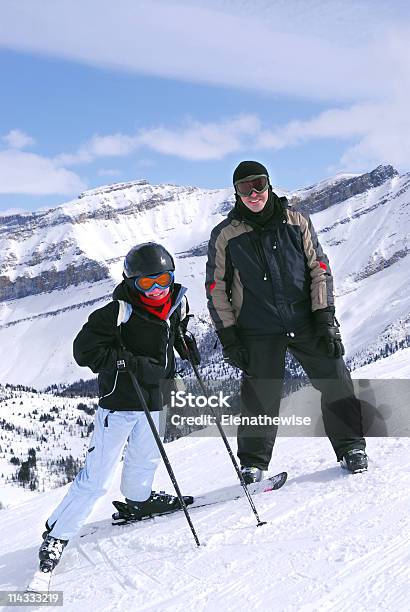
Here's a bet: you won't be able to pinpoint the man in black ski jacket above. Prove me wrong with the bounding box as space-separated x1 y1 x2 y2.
38 242 199 574
206 161 367 483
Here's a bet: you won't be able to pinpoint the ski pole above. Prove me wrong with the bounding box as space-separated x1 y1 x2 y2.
122 364 200 547
178 329 266 527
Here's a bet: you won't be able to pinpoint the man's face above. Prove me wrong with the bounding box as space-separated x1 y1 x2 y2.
240 188 269 213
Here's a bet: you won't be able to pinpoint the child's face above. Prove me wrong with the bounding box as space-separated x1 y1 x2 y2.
144 286 170 300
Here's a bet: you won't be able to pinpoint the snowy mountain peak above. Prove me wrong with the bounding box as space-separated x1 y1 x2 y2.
0 165 409 387
78 179 150 199
0 180 232 302
291 164 399 214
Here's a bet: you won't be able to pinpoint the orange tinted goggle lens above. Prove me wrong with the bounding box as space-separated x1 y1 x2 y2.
136 272 173 291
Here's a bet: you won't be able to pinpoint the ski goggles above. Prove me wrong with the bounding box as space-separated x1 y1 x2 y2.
134 271 174 292
234 174 269 197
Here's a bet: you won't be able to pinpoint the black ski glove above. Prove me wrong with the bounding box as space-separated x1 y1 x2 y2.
176 331 201 366
313 307 345 358
110 349 165 386
92 347 122 373
125 351 165 386
217 326 249 372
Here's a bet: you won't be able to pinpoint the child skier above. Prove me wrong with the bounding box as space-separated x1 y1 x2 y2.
38 242 198 573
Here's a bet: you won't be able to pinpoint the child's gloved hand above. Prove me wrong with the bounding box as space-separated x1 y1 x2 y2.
116 349 164 385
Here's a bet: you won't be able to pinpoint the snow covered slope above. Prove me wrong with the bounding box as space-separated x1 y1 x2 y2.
1 341 407 504
311 170 410 364
0 434 408 611
0 333 408 610
0 164 409 387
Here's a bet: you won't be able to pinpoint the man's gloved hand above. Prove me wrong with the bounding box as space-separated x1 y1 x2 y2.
177 332 201 365
313 307 345 358
217 326 249 372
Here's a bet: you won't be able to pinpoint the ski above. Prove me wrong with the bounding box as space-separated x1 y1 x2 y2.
111 471 287 526
26 569 52 593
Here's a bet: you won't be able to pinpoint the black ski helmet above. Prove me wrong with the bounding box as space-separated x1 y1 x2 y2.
123 242 175 280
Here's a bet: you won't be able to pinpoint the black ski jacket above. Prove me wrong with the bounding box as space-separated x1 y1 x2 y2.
206 196 334 337
73 282 189 411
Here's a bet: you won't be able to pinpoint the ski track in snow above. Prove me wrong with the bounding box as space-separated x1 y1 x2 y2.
0 435 409 612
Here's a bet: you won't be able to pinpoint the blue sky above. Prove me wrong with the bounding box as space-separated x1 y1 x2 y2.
0 0 409 213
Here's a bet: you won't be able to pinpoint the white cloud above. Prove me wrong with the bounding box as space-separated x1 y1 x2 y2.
56 133 139 166
0 104 406 196
338 108 410 169
87 134 137 157
0 0 405 103
255 101 410 171
56 115 260 164
256 106 372 150
45 101 410 173
138 115 261 160
3 129 35 149
0 150 86 195
1 1 408 173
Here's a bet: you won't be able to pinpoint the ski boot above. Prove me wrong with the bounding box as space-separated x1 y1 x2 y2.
112 490 194 523
38 533 68 573
240 466 264 485
340 449 368 473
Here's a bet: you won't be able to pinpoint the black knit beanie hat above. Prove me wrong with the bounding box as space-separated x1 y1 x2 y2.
233 161 270 185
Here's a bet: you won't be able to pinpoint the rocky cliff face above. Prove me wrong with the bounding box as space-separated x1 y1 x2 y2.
290 165 399 214
0 259 110 302
0 181 203 302
78 179 149 199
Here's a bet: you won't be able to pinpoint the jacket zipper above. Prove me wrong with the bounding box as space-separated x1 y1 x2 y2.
248 230 270 281
273 230 286 282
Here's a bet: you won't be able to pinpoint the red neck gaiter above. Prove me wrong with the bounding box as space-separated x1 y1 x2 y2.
133 291 172 320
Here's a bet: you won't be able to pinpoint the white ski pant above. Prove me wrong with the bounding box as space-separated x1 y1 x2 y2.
47 407 161 540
